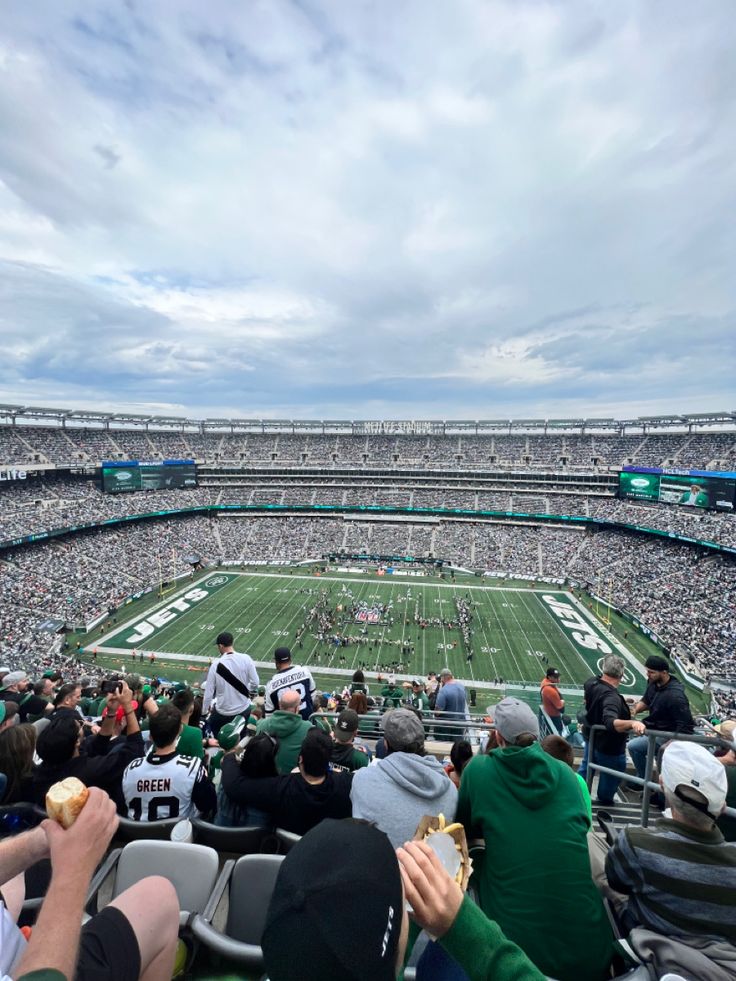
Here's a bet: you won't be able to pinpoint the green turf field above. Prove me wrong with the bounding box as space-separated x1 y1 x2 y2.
82 569 648 698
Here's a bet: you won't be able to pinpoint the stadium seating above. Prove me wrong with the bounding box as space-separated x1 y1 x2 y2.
108 840 220 927
112 815 182 843
190 816 276 854
189 853 285 971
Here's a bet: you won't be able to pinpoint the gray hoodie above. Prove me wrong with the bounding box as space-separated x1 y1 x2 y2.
350 752 458 849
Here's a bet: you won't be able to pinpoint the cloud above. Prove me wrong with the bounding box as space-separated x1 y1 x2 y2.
0 0 733 420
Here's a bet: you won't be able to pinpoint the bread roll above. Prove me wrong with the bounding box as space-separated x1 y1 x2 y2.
46 777 89 828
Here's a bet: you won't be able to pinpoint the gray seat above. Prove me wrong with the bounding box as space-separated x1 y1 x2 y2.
113 816 181 843
190 853 285 971
113 839 220 927
274 827 301 853
32 718 50 736
190 817 275 854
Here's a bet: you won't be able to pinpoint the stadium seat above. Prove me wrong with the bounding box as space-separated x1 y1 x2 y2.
274 827 301 853
190 816 275 854
597 809 618 847
109 840 220 927
32 718 50 736
113 815 181 843
189 853 285 971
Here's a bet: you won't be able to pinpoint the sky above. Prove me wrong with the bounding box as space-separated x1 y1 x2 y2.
0 0 734 422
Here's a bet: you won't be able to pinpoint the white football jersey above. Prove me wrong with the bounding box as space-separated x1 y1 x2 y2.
264 665 316 716
122 751 204 821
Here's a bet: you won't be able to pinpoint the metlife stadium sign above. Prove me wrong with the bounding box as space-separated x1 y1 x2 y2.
0 468 27 482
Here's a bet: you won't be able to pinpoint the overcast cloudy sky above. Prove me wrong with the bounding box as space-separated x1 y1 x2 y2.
0 1 733 421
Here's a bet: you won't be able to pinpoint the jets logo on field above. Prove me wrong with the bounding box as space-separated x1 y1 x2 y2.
205 576 228 587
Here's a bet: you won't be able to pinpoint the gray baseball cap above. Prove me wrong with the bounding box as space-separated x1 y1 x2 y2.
493 697 539 745
1 670 28 689
382 709 425 751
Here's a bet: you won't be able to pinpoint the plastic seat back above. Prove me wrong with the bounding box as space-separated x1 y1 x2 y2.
114 816 181 843
191 817 272 854
113 840 219 917
225 854 285 945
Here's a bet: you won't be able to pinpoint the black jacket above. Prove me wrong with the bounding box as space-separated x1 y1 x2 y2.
32 732 144 813
584 676 631 755
642 676 694 734
221 754 352 835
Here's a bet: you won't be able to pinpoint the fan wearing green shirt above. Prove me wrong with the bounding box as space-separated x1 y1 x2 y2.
171 687 205 759
380 675 404 709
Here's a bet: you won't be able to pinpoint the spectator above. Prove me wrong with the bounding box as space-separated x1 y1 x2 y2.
411 679 430 713
445 739 473 789
256 689 313 774
714 722 736 842
0 702 19 734
33 677 54 701
171 688 204 759
0 724 36 804
49 682 83 720
3 787 179 980
541 734 592 827
629 656 695 778
351 709 457 849
0 672 52 724
583 654 645 805
263 647 316 720
434 668 468 742
220 728 352 835
32 681 144 813
540 668 565 734
605 741 735 953
330 709 370 773
202 631 259 736
122 703 216 821
262 818 546 981
349 669 368 696
457 697 613 980
347 691 368 714
215 731 279 828
380 675 404 708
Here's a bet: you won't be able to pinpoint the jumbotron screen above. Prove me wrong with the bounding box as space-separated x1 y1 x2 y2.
101 460 197 494
618 467 736 512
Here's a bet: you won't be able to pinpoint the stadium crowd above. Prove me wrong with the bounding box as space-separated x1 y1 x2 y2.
1 422 735 470
0 645 734 981
3 472 736 550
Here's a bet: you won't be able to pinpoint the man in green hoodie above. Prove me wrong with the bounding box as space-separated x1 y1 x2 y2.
457 697 614 981
256 689 313 774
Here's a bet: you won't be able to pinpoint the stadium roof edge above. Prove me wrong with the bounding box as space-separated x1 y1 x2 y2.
1 406 735 433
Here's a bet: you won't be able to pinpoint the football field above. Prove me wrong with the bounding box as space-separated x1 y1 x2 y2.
88 569 647 697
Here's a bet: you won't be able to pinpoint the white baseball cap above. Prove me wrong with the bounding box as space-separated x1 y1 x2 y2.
661 741 727 818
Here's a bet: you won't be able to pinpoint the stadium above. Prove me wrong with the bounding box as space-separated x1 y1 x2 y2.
2 4 736 980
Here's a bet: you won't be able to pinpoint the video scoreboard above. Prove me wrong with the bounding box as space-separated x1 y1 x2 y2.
101 460 197 494
618 466 736 513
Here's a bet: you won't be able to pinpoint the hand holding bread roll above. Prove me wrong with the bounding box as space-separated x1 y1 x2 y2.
46 777 90 829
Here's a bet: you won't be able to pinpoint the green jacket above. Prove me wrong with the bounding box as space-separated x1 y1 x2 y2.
177 724 204 760
439 894 545 981
380 685 404 708
256 711 313 774
457 742 613 980
411 692 430 713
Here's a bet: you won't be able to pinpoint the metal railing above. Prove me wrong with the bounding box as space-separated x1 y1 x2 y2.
308 709 498 745
585 723 736 827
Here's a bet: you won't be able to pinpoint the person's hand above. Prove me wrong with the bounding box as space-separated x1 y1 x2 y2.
396 840 464 938
630 720 646 735
43 787 119 881
117 680 133 708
